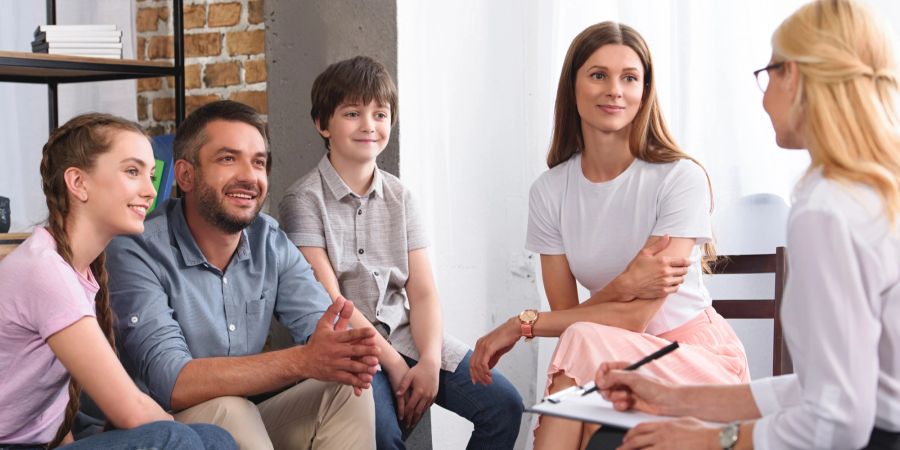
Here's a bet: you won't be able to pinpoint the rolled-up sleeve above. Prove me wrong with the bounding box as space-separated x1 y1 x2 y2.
107 235 193 410
271 229 330 344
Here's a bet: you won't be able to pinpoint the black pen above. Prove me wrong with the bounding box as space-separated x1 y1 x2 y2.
580 341 679 396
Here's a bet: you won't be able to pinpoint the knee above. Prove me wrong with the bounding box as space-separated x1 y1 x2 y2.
484 374 525 422
186 423 238 450
139 421 206 448
559 322 603 343
328 383 376 422
204 396 260 422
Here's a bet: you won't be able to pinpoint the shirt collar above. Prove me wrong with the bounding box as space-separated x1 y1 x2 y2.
169 197 252 268
317 154 383 200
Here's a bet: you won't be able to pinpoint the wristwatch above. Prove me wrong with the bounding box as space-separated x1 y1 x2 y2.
518 309 539 341
719 422 740 450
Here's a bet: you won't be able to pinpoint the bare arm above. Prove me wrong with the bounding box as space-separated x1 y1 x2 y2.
404 248 443 366
301 245 416 418
299 246 407 372
48 317 172 429
471 236 695 384
540 253 642 311
538 236 696 333
170 298 379 410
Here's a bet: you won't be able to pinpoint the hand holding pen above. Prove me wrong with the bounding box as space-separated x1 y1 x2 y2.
593 342 682 415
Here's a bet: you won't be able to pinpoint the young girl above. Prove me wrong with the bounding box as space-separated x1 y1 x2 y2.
0 113 235 449
469 22 749 449
595 1 900 449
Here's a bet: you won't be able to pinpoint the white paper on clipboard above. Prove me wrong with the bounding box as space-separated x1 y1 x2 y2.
526 393 723 429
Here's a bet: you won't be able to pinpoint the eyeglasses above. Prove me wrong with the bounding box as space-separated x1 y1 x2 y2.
753 61 785 93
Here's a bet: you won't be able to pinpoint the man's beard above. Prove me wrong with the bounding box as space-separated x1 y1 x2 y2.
194 178 265 234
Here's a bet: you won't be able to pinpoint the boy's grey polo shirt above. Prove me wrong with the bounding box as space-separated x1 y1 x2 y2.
279 155 469 371
106 198 331 410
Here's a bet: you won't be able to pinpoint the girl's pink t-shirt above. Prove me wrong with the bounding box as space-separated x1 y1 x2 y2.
0 227 98 444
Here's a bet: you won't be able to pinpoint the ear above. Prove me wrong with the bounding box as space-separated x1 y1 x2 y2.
315 118 331 139
783 61 801 102
63 167 89 203
174 160 196 194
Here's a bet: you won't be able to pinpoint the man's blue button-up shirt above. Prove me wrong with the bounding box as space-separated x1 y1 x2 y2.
107 198 330 410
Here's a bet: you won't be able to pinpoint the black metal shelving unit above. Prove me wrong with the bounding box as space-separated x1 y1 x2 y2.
0 0 186 131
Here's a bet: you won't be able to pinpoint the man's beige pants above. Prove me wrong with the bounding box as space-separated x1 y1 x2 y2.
174 380 375 450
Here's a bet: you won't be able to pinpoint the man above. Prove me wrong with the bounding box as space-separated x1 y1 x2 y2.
107 100 379 450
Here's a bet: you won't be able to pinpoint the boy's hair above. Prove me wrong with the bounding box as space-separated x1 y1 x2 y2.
310 56 398 149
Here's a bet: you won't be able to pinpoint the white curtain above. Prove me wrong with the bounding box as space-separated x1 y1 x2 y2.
398 1 900 448
0 0 137 232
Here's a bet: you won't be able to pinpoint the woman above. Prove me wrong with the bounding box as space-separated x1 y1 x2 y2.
0 113 236 449
469 21 749 449
595 1 900 449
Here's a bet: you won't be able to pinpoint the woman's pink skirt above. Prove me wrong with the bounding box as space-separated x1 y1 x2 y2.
545 307 750 395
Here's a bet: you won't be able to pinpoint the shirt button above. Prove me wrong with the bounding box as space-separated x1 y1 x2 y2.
228 324 236 332
358 248 364 255
130 316 139 324
357 209 363 215
373 271 378 276
223 277 228 285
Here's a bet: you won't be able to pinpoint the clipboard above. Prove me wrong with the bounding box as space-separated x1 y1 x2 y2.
526 388 723 429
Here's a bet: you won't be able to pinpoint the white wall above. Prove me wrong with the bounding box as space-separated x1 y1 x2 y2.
398 1 900 449
0 0 137 233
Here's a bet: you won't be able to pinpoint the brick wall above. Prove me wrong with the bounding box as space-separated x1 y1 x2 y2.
135 0 267 135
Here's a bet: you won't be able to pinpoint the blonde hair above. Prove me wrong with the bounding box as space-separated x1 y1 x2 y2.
39 113 147 448
548 21 716 266
773 0 900 223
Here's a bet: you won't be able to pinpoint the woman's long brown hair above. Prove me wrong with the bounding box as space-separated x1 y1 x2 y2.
547 21 716 267
39 113 146 448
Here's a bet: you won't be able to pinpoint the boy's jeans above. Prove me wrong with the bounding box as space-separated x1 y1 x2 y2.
372 351 524 450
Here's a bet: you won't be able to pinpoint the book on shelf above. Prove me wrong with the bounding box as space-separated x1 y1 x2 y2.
32 42 124 50
37 48 122 55
34 31 123 43
36 49 123 59
34 24 119 34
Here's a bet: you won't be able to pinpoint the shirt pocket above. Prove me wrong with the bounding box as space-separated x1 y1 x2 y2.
245 290 270 350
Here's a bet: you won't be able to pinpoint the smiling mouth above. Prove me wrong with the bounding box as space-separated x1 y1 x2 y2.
226 192 258 201
128 204 149 216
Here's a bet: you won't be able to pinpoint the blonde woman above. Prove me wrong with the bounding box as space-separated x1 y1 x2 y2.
595 0 900 449
469 21 749 450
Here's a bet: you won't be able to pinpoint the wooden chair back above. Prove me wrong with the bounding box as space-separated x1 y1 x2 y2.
0 233 29 261
709 247 792 375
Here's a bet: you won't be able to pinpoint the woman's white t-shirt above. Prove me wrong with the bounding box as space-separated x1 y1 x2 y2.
526 153 713 334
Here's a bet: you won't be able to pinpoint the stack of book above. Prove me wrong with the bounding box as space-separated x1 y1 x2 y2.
31 25 123 59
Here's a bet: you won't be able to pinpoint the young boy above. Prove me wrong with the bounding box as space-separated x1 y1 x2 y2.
279 56 524 449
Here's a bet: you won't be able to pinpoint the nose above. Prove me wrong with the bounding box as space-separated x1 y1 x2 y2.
606 78 623 98
360 115 375 133
236 157 258 181
143 173 157 201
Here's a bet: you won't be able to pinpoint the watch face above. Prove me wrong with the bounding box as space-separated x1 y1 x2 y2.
719 423 739 448
520 309 538 323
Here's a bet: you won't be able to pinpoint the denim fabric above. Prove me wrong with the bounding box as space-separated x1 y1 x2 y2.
372 351 523 450
60 422 235 450
0 422 235 450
